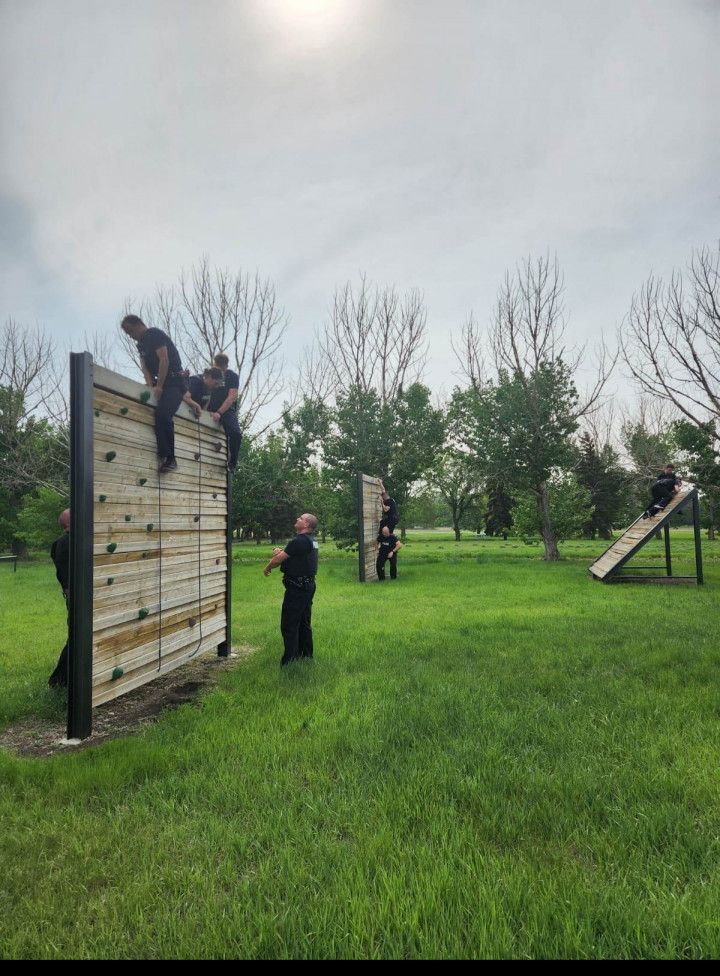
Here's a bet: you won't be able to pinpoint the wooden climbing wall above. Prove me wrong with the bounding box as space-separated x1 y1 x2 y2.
91 365 229 706
357 472 384 582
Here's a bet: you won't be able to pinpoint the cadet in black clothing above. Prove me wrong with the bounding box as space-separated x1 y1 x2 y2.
378 479 399 532
376 525 402 580
184 367 225 416
643 464 681 518
121 314 188 473
264 513 319 666
211 354 243 473
48 508 70 688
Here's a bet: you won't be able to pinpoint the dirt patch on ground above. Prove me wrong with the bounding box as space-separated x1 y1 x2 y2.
0 645 255 760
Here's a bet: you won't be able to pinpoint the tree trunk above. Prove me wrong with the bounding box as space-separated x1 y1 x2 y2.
536 484 560 561
453 517 461 541
707 526 715 541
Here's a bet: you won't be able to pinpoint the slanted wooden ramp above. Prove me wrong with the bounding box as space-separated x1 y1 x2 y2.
588 484 703 584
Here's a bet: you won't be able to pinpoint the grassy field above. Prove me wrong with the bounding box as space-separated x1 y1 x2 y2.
1 530 719 959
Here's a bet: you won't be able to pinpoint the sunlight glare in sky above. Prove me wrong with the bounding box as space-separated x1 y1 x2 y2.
257 0 360 46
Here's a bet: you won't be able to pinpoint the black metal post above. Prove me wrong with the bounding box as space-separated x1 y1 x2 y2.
664 524 672 577
67 352 94 740
693 493 704 585
218 469 232 656
357 471 365 582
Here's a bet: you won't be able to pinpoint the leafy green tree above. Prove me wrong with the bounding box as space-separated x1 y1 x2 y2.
575 432 628 539
322 383 445 544
483 477 514 538
672 419 720 540
15 486 68 551
429 448 483 541
511 471 593 542
455 360 580 559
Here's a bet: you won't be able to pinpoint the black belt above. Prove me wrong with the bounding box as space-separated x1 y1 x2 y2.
283 575 315 586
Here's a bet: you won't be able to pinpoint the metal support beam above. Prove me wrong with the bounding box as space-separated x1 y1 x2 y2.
357 471 365 582
693 493 704 586
67 352 94 740
218 469 232 656
664 524 672 577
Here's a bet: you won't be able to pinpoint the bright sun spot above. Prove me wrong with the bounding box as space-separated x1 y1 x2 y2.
259 0 358 43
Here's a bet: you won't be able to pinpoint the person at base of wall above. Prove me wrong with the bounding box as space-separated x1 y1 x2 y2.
48 508 70 688
376 525 402 580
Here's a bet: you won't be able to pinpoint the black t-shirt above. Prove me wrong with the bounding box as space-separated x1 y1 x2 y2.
51 532 70 591
282 533 319 577
188 375 213 410
378 533 399 557
215 369 239 413
656 471 677 485
383 497 399 519
136 328 183 381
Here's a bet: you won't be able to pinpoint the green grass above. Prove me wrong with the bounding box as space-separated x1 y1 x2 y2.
1 532 719 958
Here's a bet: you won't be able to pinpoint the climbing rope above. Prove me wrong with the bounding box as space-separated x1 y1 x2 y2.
187 414 205 658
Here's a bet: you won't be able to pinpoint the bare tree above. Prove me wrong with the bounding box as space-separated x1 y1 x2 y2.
121 257 290 432
620 244 720 436
450 313 486 392
0 319 61 432
301 274 428 405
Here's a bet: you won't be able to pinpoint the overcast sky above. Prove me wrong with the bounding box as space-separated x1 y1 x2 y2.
2 0 719 427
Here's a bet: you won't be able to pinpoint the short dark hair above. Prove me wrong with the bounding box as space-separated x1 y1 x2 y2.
203 367 223 381
214 353 229 368
665 463 674 470
121 314 145 330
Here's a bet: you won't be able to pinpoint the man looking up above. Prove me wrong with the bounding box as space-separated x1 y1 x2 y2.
263 513 319 666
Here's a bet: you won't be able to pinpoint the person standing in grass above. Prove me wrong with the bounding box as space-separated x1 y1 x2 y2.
47 508 70 688
263 513 319 666
376 525 402 580
121 314 188 474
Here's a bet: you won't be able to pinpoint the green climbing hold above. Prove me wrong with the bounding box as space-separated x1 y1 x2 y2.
141 551 148 558
106 542 117 553
105 451 116 462
94 409 100 417
138 608 149 619
140 390 151 403
146 523 154 532
120 406 129 415
111 667 124 681
99 494 107 503
138 478 147 486
107 577 114 585
125 514 132 522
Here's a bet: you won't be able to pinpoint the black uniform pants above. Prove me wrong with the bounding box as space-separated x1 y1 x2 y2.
380 517 399 533
219 410 243 468
650 483 674 509
48 594 68 687
280 578 315 664
376 552 397 580
155 381 186 460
